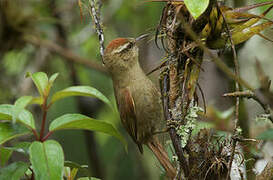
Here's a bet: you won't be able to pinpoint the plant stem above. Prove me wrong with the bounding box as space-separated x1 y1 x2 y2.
41 131 53 142
31 129 39 141
220 7 240 179
39 96 48 141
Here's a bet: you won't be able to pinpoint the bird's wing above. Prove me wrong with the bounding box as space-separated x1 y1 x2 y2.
115 87 143 153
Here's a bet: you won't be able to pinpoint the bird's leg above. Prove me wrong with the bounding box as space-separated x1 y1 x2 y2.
153 119 181 135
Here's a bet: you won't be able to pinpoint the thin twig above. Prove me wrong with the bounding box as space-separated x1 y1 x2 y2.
160 68 189 177
223 91 254 98
219 5 241 179
31 129 39 141
88 0 105 62
23 35 107 74
223 90 273 123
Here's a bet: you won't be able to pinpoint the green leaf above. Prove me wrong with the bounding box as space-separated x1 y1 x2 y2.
49 73 59 84
0 104 36 129
46 73 59 95
184 0 209 19
49 114 127 150
257 128 273 140
0 147 13 166
50 86 112 108
0 123 30 145
29 140 64 180
78 177 101 180
64 161 89 171
13 96 33 123
14 95 43 106
64 161 89 177
0 161 29 180
14 96 33 109
26 72 48 96
31 97 43 105
5 142 31 155
64 166 79 180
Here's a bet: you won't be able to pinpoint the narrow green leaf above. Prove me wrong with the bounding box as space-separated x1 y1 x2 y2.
0 147 13 166
64 161 89 177
46 73 59 95
49 73 59 84
0 161 29 180
257 128 273 140
63 167 71 179
26 72 48 96
71 168 79 180
64 161 88 170
0 123 30 145
0 104 36 129
184 0 209 19
50 86 112 108
49 114 127 150
31 97 43 105
29 140 64 180
5 142 31 155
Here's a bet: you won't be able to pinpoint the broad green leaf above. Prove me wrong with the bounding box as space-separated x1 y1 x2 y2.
26 72 48 96
14 95 42 106
0 104 36 129
0 161 29 180
0 104 12 120
0 123 30 145
50 86 112 108
184 0 209 19
29 140 64 180
14 96 33 109
49 114 127 149
257 128 273 140
0 147 13 166
13 96 33 123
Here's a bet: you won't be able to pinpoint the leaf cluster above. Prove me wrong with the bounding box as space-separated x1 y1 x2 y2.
0 72 127 180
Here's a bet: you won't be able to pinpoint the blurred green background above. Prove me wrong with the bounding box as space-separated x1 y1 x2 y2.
0 0 272 179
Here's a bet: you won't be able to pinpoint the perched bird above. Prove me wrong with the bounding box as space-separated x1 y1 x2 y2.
103 35 175 178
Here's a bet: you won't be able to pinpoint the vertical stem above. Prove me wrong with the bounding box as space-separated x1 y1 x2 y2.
160 69 189 177
220 7 240 180
39 97 48 141
32 129 39 141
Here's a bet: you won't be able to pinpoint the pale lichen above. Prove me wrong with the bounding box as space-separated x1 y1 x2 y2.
255 114 271 124
176 105 204 148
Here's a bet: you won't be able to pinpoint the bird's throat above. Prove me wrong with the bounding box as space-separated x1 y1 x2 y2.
112 62 146 88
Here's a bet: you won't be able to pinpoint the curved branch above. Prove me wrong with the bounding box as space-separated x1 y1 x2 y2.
23 35 108 74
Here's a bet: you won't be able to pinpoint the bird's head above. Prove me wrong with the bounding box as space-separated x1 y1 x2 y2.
103 34 148 75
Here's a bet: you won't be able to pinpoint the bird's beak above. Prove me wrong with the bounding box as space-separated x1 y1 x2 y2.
135 33 150 43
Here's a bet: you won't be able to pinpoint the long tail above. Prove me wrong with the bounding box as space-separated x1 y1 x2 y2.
147 138 176 179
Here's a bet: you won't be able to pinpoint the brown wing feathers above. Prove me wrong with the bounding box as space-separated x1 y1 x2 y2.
118 88 143 153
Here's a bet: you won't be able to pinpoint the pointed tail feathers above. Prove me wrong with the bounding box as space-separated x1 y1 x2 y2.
147 138 176 179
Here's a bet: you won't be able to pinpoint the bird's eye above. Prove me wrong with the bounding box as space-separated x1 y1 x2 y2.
127 42 133 49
